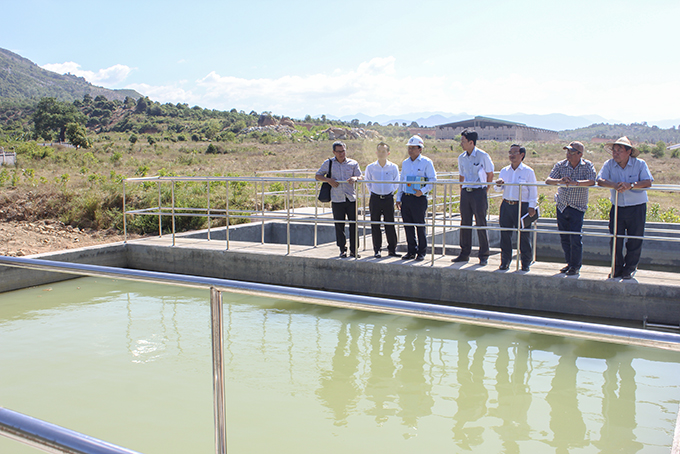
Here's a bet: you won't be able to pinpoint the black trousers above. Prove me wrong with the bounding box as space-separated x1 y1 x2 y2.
369 193 397 253
459 188 489 259
609 203 646 274
401 194 428 256
332 200 357 253
499 200 532 266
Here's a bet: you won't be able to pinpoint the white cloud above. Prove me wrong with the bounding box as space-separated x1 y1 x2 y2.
125 83 195 104
116 57 680 123
41 62 133 86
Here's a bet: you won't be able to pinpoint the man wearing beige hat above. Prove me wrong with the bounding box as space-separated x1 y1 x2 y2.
545 141 597 275
596 136 653 279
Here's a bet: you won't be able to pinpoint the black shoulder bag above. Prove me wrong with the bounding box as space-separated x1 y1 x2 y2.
317 158 333 203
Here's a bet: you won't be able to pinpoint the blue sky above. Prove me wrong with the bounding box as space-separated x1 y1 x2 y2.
3 0 679 124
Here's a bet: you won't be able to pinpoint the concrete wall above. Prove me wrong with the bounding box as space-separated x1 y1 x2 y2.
3 220 679 326
0 243 127 293
124 243 680 326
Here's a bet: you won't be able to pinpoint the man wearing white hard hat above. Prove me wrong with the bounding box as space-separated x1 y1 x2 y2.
396 135 437 260
596 136 653 280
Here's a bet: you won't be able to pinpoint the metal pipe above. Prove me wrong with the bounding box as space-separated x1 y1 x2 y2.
210 288 227 454
2 256 680 352
0 407 142 454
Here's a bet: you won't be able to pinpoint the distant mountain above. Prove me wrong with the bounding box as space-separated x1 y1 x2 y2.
0 47 142 103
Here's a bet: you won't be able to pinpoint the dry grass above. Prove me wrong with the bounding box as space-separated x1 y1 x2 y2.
3 134 679 229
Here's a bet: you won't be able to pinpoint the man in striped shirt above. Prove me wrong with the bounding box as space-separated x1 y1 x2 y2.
545 141 597 276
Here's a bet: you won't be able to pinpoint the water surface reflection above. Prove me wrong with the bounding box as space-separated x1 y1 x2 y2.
1 278 678 454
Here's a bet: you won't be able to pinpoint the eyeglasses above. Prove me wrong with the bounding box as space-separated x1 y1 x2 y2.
508 151 521 156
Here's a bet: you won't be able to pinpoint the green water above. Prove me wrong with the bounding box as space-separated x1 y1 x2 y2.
0 278 678 454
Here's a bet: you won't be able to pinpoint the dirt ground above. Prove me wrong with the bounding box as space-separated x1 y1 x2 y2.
0 219 130 257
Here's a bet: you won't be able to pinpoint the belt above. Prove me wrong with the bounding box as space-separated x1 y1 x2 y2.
503 199 520 205
464 187 483 192
371 192 393 199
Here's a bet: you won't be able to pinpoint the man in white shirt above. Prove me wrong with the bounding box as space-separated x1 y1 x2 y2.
364 142 401 258
396 135 437 261
452 129 494 266
494 144 538 271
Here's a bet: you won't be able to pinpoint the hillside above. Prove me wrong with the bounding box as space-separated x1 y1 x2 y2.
559 123 680 143
0 47 142 103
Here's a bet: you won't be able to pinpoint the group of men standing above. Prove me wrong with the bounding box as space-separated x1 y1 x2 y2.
316 132 653 280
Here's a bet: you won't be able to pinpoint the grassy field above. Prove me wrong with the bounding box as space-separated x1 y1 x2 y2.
1 134 679 234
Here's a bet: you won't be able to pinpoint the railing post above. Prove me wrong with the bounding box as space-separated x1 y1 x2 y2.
286 180 291 255
431 182 437 265
516 182 523 271
158 180 163 237
261 180 265 244
123 180 127 244
442 182 447 257
172 180 176 247
225 181 230 250
362 181 366 252
354 186 359 259
207 180 211 241
611 191 619 277
314 181 319 248
209 287 227 454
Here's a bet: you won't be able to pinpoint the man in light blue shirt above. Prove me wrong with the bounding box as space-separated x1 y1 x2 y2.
396 135 437 261
597 136 653 279
453 129 494 265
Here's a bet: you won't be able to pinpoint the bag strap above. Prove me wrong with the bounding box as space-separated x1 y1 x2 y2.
327 158 333 178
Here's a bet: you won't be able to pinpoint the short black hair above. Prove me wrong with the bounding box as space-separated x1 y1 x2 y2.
511 143 527 160
461 129 478 145
332 141 346 152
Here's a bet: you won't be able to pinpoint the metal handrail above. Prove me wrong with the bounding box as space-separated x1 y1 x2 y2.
122 176 680 274
0 407 143 454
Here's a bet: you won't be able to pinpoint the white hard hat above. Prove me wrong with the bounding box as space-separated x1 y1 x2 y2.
407 135 424 148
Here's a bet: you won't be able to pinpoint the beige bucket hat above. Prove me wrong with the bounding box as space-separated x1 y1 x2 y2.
605 136 639 157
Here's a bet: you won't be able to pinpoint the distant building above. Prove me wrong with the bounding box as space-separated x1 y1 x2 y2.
435 116 558 142
0 148 16 166
668 143 680 150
